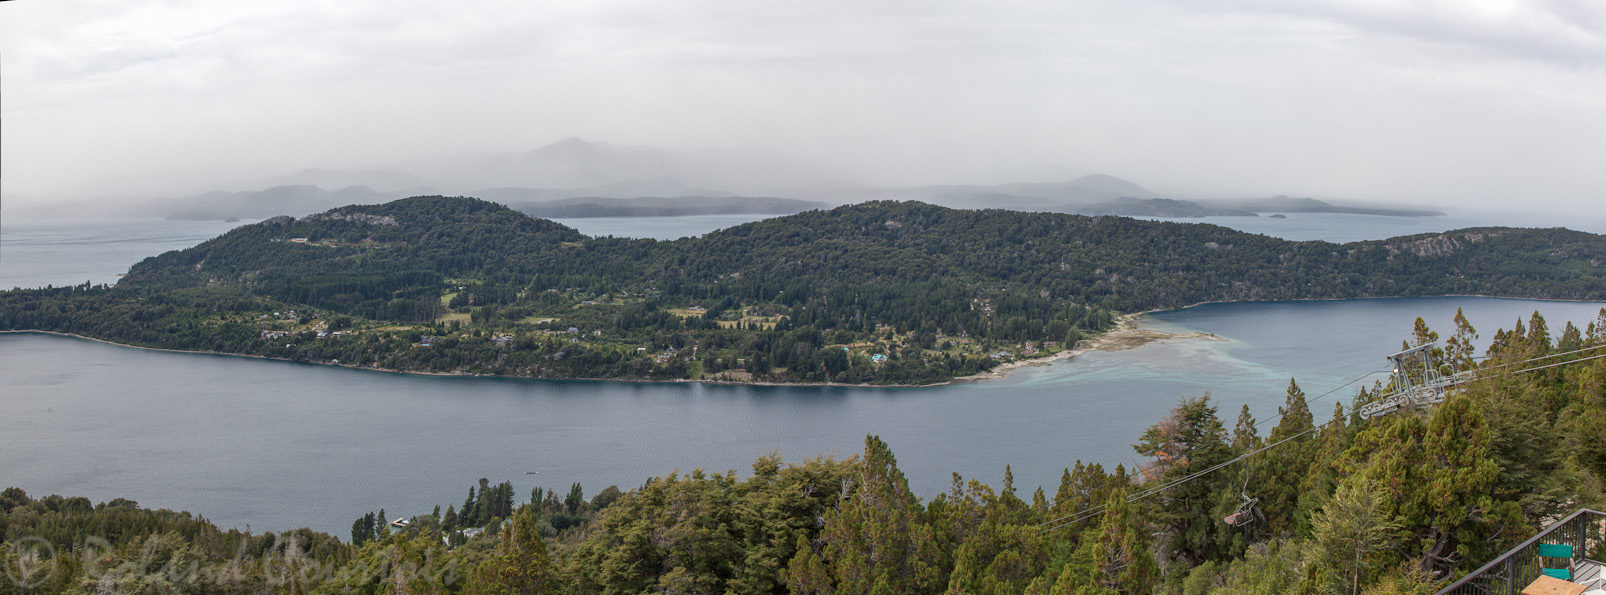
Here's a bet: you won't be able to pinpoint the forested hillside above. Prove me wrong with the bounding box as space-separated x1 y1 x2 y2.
5 311 1604 594
3 196 1605 384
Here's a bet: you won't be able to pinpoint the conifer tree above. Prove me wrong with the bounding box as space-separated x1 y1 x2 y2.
1257 379 1316 533
1349 394 1523 578
812 435 943 595
565 483 585 514
1231 404 1260 453
476 478 492 523
1444 308 1478 371
463 488 478 526
1046 563 1077 595
1135 395 1231 565
1072 489 1157 595
787 535 833 595
1589 308 1606 344
1527 311 1552 352
1310 476 1401 595
463 506 556 595
1410 317 1439 347
1296 402 1350 536
352 515 369 546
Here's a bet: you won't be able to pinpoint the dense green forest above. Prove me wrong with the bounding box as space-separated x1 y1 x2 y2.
4 196 1606 385
5 310 1605 594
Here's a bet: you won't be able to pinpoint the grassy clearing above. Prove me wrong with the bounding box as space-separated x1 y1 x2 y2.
716 317 780 330
707 370 754 382
437 312 471 323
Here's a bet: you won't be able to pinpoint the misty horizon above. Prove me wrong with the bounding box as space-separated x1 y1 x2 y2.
3 1 1604 216
0 135 1517 215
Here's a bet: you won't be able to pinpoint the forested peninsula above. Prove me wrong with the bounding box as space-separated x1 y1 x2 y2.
3 196 1605 385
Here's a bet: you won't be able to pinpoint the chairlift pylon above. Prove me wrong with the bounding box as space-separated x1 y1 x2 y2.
1357 341 1473 419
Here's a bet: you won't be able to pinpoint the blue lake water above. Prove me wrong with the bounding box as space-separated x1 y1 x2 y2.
4 296 1602 536
1 218 258 291
548 214 775 241
1139 208 1606 244
3 214 1605 536
0 216 770 290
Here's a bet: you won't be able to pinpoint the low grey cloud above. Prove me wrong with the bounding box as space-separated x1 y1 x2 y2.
1214 0 1606 67
2 0 1601 213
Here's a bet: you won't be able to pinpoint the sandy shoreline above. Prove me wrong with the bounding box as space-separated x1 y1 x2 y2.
952 310 1226 382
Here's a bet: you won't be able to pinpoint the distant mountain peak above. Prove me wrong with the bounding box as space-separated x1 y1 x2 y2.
533 137 606 154
1066 174 1155 197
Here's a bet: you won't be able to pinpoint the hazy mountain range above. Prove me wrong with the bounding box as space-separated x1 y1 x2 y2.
22 138 1442 220
512 196 831 219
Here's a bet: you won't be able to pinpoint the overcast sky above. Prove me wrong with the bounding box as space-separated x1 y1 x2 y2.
3 0 1603 210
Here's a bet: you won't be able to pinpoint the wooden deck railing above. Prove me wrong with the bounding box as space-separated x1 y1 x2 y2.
1434 509 1606 595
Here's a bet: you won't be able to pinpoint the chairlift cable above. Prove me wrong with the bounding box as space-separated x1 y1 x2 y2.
1035 368 1386 532
1041 421 1326 533
1509 350 1606 375
1039 343 1606 534
1036 368 1385 530
1475 342 1606 370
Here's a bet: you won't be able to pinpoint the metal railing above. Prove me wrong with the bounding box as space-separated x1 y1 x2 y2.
1435 508 1606 595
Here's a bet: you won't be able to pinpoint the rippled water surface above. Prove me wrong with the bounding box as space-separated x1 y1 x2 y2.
5 296 1602 535
4 215 1605 535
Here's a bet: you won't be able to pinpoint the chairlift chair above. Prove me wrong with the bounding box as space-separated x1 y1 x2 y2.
1220 492 1259 524
1220 469 1263 526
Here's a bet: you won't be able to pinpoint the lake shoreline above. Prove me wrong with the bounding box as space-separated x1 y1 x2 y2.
0 329 952 388
1 316 1217 388
8 293 1595 388
952 309 1225 383
11 295 1606 536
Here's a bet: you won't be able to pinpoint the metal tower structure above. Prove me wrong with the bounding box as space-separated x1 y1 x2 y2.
1358 341 1474 419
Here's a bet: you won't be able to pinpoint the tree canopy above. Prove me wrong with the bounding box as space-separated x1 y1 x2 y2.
6 310 1606 594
